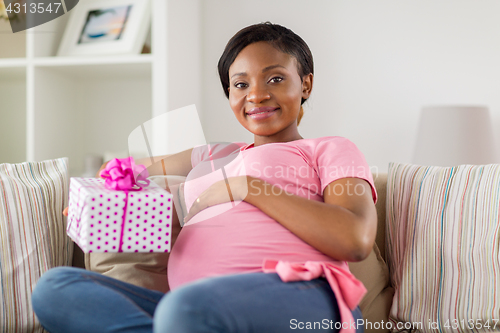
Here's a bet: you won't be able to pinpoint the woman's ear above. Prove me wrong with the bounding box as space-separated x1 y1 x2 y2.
301 73 313 100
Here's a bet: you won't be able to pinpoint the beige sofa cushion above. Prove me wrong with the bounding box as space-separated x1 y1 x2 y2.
348 173 393 333
349 244 393 333
373 173 388 259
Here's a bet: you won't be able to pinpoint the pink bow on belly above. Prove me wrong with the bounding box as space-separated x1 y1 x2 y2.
263 259 366 333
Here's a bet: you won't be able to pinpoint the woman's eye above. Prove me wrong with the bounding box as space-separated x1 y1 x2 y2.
234 82 248 88
269 77 283 83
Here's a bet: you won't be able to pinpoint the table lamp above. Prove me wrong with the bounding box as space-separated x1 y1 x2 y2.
412 105 497 166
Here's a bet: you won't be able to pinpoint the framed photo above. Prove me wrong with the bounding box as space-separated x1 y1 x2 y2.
57 0 151 57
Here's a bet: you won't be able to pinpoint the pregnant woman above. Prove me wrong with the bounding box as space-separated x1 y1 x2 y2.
32 22 377 333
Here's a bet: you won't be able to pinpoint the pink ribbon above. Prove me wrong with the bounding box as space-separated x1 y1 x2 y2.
118 191 130 252
99 157 150 191
263 259 366 333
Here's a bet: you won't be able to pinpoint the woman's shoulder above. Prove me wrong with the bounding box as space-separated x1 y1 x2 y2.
296 137 367 164
267 137 362 163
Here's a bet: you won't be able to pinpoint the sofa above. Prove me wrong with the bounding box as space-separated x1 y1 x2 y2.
75 165 500 333
69 173 395 333
2 160 499 332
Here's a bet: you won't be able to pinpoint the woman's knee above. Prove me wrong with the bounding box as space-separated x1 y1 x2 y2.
154 280 228 332
32 266 83 313
156 282 212 316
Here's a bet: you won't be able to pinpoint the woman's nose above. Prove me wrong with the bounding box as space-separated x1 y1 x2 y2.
246 84 270 104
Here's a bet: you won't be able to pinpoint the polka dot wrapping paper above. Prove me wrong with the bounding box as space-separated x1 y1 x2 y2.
67 178 172 253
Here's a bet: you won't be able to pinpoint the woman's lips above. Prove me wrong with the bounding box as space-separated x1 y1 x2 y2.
246 107 279 120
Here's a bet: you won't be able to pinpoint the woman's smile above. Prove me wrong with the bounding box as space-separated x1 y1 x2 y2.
246 106 280 120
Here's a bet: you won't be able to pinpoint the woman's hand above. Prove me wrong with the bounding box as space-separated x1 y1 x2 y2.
96 161 109 178
184 175 251 223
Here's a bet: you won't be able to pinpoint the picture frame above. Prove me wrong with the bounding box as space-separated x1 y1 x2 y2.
57 0 151 57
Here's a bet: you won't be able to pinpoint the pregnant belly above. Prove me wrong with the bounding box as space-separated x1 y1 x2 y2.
167 202 333 290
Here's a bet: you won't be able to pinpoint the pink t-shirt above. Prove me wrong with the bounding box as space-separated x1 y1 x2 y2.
168 136 377 290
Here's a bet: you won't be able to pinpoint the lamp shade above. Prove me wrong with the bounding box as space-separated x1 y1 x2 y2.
412 105 497 166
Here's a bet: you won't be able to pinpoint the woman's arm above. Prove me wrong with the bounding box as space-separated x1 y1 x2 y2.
244 177 377 262
96 148 194 178
139 148 194 177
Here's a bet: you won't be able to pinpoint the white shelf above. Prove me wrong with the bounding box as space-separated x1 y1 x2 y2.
0 0 167 174
33 55 153 80
0 0 199 174
32 66 152 176
33 54 153 66
0 59 28 68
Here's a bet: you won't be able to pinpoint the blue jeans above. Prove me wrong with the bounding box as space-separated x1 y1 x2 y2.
32 267 364 333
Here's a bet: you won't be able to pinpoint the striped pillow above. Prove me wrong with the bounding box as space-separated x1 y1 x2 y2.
0 158 73 333
386 163 500 332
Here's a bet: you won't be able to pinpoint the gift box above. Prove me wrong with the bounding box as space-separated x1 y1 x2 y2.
67 177 172 253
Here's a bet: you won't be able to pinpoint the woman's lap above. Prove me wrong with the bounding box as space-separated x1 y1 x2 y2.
155 272 363 333
32 266 164 333
32 267 363 333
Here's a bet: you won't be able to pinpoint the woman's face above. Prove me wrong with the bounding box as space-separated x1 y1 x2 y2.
228 41 312 142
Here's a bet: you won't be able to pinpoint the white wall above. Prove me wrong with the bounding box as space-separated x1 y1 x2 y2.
167 0 202 115
196 0 500 172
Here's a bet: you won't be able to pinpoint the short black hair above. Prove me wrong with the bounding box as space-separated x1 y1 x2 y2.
217 22 314 105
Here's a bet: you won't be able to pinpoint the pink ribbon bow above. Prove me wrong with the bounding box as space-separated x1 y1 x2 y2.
99 157 150 191
263 259 366 333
